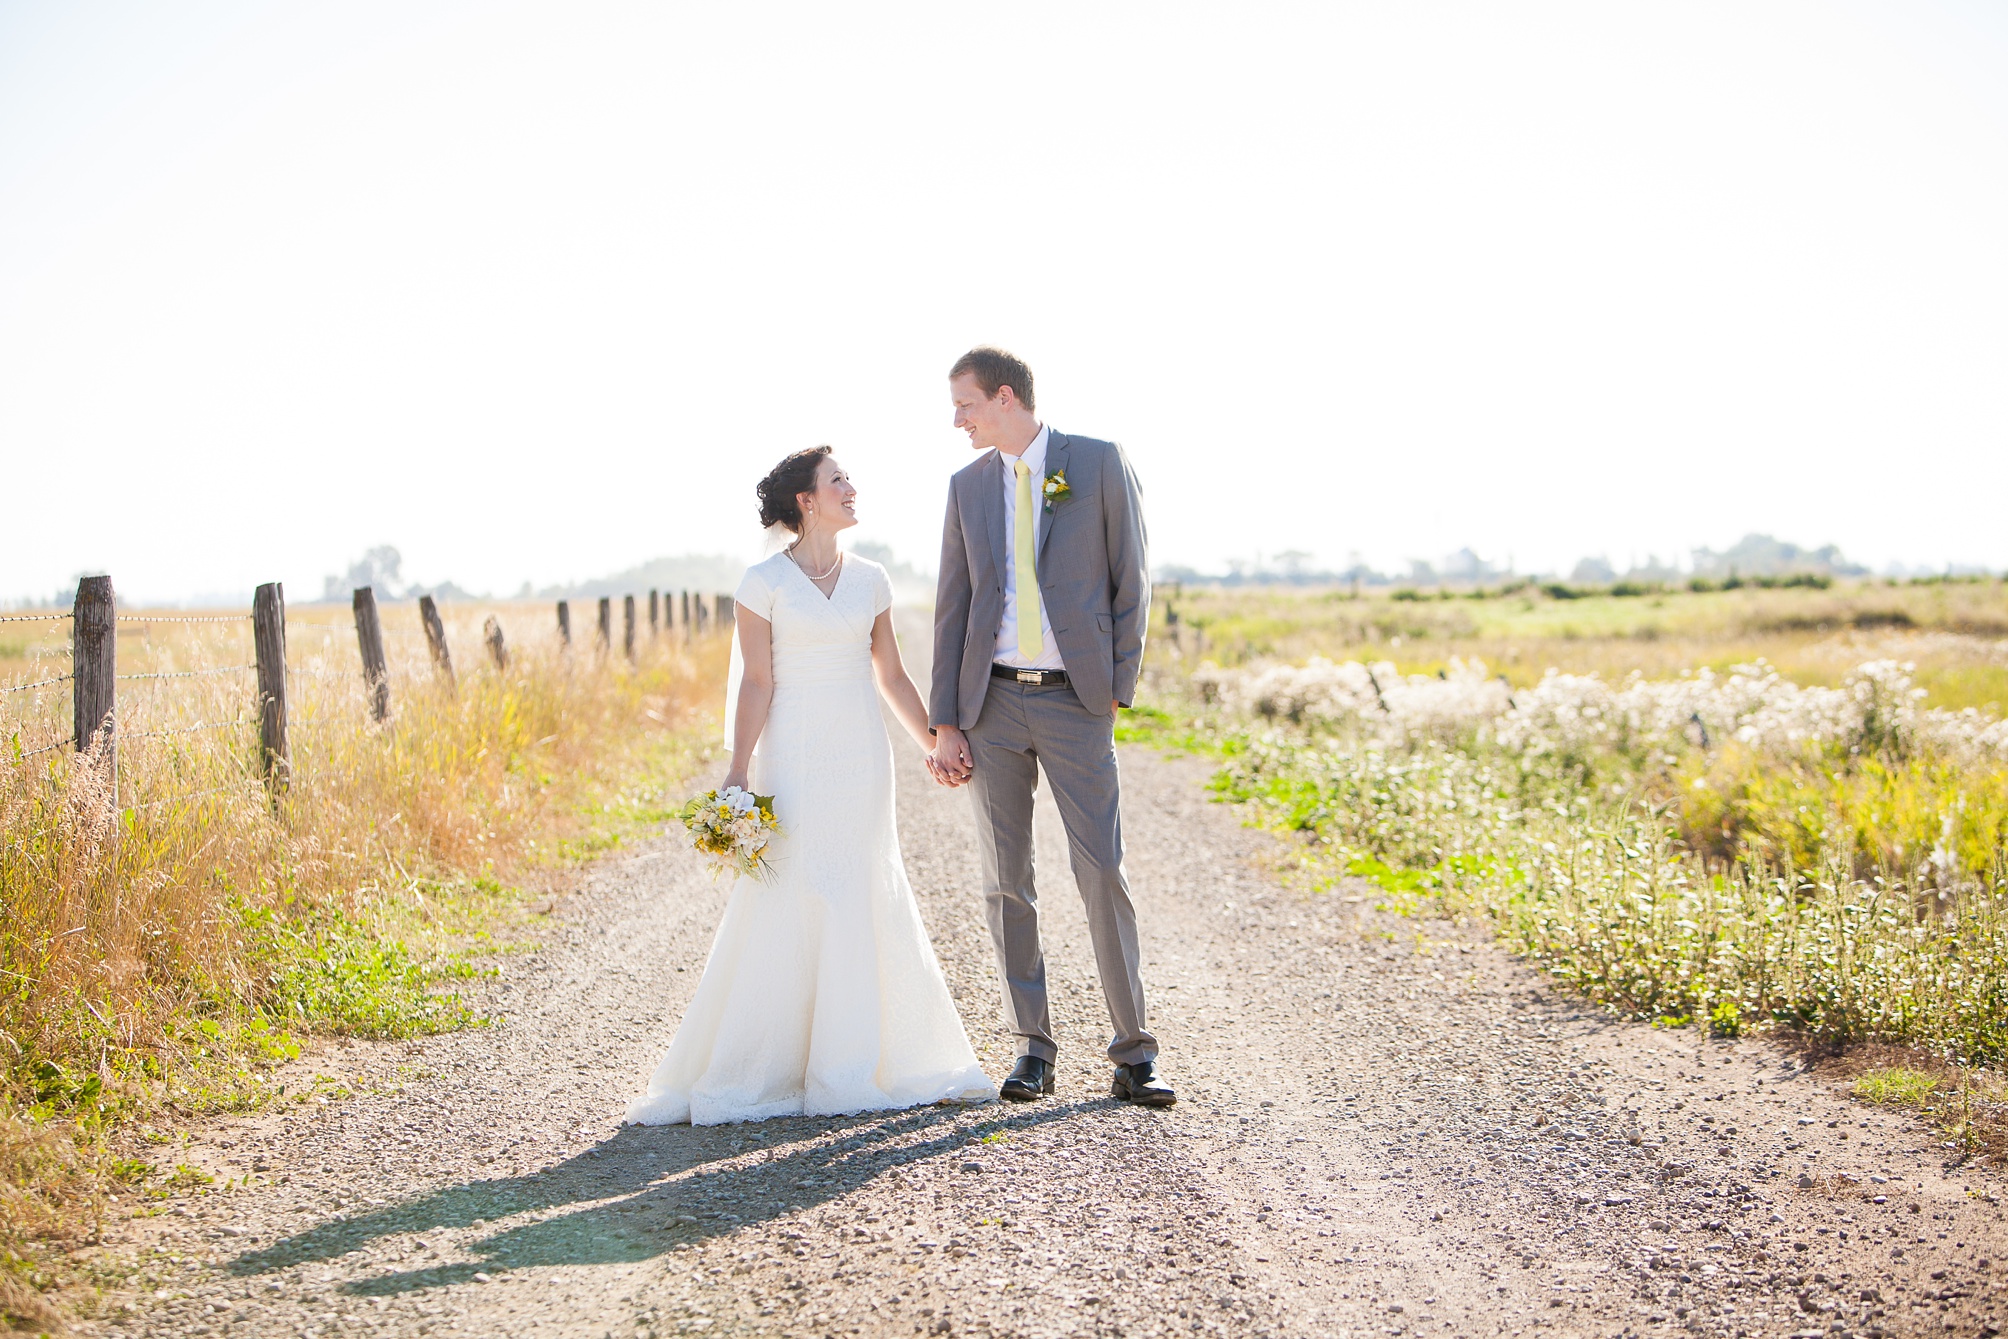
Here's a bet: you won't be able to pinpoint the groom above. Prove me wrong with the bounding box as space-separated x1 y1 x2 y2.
928 347 1174 1108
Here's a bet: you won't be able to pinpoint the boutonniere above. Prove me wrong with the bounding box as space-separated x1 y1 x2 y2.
1042 470 1071 513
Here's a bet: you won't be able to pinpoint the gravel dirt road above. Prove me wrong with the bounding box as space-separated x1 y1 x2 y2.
88 635 2004 1339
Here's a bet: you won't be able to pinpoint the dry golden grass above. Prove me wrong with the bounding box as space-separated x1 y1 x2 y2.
0 599 727 1322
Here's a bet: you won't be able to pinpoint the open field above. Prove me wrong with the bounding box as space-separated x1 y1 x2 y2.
1157 577 2008 711
1132 579 2008 1148
0 598 727 1327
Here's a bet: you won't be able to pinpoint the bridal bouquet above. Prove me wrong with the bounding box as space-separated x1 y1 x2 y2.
680 785 781 880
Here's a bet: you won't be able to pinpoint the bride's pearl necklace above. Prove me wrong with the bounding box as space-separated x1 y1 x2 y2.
789 544 842 581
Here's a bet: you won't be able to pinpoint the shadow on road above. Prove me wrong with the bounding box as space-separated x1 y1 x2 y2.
224 1098 1099 1294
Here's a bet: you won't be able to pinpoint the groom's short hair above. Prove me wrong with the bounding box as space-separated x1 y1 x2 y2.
949 347 1035 414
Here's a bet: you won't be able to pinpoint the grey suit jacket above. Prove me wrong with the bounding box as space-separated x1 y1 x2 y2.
931 431 1150 728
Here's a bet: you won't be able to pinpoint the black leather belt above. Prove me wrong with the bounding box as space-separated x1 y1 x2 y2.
992 664 1070 687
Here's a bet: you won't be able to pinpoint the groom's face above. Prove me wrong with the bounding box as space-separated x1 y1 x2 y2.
950 373 1011 452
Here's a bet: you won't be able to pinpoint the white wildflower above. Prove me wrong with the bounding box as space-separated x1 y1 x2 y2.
1200 656 2008 765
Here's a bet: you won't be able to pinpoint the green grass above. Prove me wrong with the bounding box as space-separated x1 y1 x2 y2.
1113 703 1235 756
249 906 482 1040
1853 1067 1940 1106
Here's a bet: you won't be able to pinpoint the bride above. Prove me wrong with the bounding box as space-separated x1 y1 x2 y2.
627 446 997 1125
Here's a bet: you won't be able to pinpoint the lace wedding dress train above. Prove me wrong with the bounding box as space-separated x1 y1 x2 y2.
626 553 996 1126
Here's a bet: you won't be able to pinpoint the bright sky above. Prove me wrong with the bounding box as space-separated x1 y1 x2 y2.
3 1 2005 603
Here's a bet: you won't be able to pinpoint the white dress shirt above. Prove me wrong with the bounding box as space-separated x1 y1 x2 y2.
992 424 1067 671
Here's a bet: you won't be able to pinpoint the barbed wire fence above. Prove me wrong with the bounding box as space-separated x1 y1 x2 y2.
2 576 736 810
0 610 77 757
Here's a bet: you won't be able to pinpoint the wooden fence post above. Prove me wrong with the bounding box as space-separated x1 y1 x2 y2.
483 615 508 670
649 590 659 640
716 594 734 632
352 587 390 722
680 590 691 639
623 594 637 661
557 599 571 647
597 597 612 652
694 595 708 636
418 595 455 687
72 575 117 791
252 582 289 791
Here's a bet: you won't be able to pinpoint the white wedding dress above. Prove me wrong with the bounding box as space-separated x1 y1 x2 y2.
626 552 996 1126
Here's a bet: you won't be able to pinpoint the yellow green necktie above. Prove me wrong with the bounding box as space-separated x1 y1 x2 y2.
1014 459 1043 662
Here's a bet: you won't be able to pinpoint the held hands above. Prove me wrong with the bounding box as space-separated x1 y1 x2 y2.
921 711 1119 787
928 725 973 788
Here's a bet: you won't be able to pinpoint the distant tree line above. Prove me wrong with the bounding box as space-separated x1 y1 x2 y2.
1153 533 1997 589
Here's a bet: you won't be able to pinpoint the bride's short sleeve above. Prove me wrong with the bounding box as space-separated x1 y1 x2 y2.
734 564 776 622
871 562 894 617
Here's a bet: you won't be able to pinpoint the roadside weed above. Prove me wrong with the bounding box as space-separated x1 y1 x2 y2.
1708 1000 1744 1038
1142 582 2008 1073
1852 1068 1939 1106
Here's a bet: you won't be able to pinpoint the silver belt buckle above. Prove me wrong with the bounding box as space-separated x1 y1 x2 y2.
1016 669 1041 684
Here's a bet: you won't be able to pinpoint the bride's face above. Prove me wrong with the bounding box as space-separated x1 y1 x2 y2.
798 457 858 534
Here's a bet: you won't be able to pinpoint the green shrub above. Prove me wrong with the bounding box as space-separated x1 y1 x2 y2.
1200 706 2008 1063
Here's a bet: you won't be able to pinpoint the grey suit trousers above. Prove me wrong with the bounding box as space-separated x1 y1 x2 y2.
966 677 1156 1067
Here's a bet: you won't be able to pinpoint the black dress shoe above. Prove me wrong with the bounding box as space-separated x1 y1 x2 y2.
999 1056 1055 1102
1111 1060 1176 1107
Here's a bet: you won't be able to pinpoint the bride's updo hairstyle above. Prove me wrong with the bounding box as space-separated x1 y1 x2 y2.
756 446 834 533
